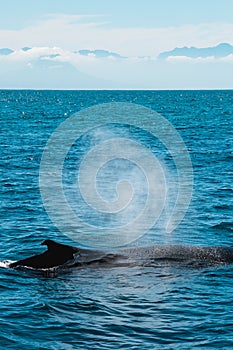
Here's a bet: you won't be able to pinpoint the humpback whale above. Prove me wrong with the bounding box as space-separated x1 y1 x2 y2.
9 239 233 270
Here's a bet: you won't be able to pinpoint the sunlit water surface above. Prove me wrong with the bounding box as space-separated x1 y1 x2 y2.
0 90 232 349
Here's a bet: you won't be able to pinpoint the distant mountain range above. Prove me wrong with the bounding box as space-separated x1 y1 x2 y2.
77 49 125 59
0 47 122 89
1 44 233 60
0 48 14 55
158 43 233 59
0 43 232 89
0 47 125 59
0 47 33 55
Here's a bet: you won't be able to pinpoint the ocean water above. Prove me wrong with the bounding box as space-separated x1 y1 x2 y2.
0 90 232 349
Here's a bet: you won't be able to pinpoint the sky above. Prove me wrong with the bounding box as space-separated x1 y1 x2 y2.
0 0 233 89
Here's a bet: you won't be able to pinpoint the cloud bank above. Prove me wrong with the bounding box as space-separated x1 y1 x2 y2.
0 14 232 89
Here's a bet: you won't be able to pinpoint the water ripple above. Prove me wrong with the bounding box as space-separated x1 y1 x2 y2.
0 90 233 349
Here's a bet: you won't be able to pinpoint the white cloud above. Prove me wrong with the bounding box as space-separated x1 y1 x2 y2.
166 55 215 63
166 54 233 63
0 14 233 56
0 14 233 89
1 46 233 66
220 53 233 62
0 46 63 61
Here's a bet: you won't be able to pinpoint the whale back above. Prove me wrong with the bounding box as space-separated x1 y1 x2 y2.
121 245 233 264
9 241 233 270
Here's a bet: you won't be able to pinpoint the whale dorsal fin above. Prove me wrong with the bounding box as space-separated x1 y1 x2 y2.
9 240 80 269
41 239 79 254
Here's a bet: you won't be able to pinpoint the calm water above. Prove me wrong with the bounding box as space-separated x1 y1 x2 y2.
0 90 232 349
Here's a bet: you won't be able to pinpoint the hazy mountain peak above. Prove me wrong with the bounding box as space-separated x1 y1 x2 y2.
158 43 233 59
22 47 31 52
0 48 14 55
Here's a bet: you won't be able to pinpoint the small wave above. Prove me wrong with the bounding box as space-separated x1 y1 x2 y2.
0 260 62 278
0 260 15 268
213 204 231 210
211 222 233 232
217 187 233 193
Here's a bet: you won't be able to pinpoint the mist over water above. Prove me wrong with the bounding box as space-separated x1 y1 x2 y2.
61 123 178 246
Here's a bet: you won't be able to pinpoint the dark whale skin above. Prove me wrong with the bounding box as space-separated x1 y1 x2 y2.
121 245 233 264
9 240 79 269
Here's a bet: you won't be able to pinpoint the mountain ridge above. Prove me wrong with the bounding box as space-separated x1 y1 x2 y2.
158 43 233 59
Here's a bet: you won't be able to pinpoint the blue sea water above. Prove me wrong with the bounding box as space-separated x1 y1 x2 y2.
0 90 232 349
